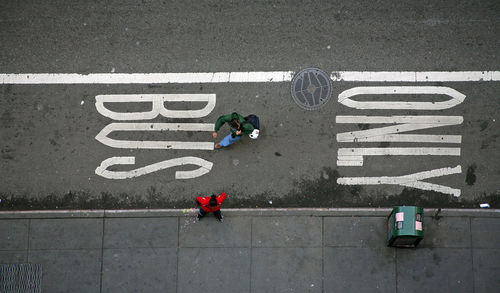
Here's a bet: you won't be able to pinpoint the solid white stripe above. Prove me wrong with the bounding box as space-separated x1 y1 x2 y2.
2 71 500 84
0 72 295 84
331 71 500 82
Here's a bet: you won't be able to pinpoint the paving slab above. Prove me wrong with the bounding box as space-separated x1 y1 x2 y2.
179 216 251 247
323 247 396 293
0 219 28 250
0 251 28 264
178 247 251 293
29 218 103 249
0 209 498 293
252 216 322 247
471 217 500 248
396 248 473 293
421 216 471 248
323 216 387 247
251 247 322 293
472 248 500 293
103 217 178 248
28 249 101 293
102 248 177 293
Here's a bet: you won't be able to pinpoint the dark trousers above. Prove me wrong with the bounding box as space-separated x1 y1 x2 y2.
198 208 222 220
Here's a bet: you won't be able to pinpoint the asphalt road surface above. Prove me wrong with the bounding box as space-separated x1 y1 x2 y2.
1 0 499 210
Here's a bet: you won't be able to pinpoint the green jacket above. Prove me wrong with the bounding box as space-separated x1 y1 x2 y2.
214 112 254 136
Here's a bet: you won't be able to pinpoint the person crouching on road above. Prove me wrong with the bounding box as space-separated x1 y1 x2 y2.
212 112 254 149
196 193 226 222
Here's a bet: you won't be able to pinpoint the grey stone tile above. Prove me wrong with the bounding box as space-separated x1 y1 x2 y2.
252 216 322 247
251 248 322 293
471 217 500 248
104 217 178 248
397 248 473 293
29 218 103 249
28 249 101 293
324 217 387 247
324 247 396 293
178 247 250 293
179 216 251 247
0 251 27 264
473 248 500 293
102 248 177 293
0 219 29 250
420 216 471 248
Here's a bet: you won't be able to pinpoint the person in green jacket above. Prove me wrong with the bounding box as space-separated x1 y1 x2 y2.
212 112 254 148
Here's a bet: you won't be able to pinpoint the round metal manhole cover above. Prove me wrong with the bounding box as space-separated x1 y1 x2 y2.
291 68 331 110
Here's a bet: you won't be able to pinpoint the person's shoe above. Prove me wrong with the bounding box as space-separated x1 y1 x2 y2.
215 143 221 149
217 216 224 222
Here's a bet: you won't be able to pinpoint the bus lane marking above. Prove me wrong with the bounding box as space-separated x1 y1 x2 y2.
94 94 217 179
334 84 468 196
337 147 461 167
2 71 499 189
337 165 462 197
336 116 463 144
95 122 215 150
338 86 465 110
95 156 213 180
96 94 216 120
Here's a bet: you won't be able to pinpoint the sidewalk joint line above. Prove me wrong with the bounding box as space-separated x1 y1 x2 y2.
99 218 105 293
176 216 180 293
249 217 253 293
321 216 325 292
395 248 399 293
27 218 31 263
469 217 475 293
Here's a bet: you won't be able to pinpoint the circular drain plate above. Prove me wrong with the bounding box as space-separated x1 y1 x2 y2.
291 68 331 110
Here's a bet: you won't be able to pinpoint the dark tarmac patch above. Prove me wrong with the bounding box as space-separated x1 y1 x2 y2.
1 146 15 160
357 123 370 130
1 111 15 128
465 164 477 186
1 168 498 210
479 120 489 132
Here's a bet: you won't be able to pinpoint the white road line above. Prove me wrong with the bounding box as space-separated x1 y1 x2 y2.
95 156 213 179
343 134 462 143
95 123 215 150
337 165 462 197
0 72 295 84
336 116 463 143
337 147 460 166
331 71 500 82
336 155 364 167
96 94 216 120
338 86 466 110
338 147 461 156
2 71 499 84
336 115 464 124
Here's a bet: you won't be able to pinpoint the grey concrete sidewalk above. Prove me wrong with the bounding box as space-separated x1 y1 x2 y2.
0 208 499 293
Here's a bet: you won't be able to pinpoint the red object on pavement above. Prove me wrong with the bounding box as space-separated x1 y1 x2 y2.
197 193 226 212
